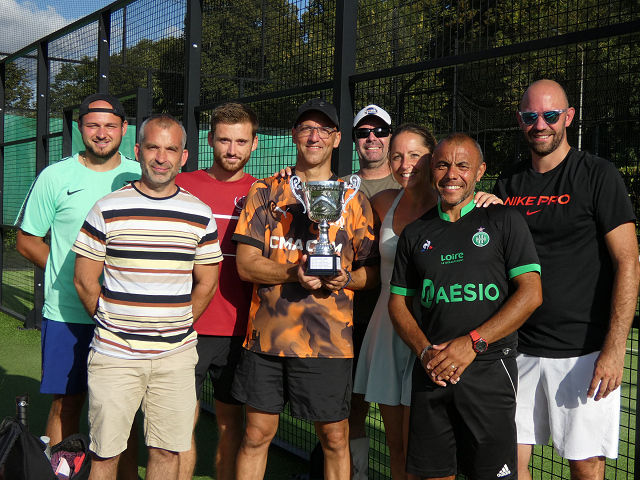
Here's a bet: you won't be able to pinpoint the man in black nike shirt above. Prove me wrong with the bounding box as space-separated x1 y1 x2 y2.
494 79 640 480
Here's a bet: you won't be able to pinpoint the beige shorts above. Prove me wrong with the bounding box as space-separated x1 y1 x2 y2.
87 347 198 458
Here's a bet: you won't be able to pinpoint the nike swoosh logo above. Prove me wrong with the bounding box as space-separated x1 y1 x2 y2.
526 209 541 216
67 189 84 195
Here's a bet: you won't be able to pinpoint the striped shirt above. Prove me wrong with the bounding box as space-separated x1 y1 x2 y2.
72 184 223 360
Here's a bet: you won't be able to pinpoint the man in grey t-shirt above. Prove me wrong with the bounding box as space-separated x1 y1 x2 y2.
342 105 400 479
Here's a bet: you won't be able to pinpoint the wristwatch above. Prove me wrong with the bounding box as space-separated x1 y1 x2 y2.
469 330 488 353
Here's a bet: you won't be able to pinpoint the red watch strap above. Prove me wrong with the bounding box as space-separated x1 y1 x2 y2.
469 330 481 342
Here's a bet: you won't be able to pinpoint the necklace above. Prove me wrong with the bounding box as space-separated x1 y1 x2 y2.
81 152 120 170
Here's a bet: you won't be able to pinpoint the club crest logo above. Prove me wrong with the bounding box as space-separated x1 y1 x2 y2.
234 196 247 214
472 227 490 247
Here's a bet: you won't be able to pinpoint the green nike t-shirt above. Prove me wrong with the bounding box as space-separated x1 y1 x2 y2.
19 154 141 324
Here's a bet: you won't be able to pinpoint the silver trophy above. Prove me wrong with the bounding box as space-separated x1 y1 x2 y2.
290 175 361 276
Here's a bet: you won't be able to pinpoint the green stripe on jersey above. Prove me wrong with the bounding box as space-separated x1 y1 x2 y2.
390 285 417 296
508 263 541 279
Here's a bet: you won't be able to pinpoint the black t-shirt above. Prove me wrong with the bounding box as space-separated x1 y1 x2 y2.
390 202 541 360
494 148 636 357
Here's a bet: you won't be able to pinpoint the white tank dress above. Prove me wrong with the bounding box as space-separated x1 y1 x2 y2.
353 190 414 406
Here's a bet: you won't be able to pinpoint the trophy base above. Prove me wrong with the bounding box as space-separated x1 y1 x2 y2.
306 255 341 276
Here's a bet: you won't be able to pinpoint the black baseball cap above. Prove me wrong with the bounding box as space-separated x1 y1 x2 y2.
294 98 339 129
78 93 126 120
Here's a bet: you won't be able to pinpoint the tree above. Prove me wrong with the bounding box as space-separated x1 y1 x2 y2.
199 0 303 115
5 62 32 111
49 35 185 116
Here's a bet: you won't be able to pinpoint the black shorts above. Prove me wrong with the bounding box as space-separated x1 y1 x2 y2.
195 335 244 405
407 357 518 479
231 350 352 422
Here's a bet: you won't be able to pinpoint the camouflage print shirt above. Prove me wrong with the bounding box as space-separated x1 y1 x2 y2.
232 174 378 358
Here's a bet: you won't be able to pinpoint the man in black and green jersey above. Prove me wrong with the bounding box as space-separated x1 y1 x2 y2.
389 133 542 480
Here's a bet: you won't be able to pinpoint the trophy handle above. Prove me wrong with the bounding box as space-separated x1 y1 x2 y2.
342 174 361 213
289 175 307 214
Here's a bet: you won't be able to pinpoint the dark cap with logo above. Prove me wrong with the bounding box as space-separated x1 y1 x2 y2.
78 93 126 121
294 98 339 129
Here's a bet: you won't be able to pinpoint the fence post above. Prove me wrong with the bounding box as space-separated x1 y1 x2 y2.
135 87 150 126
62 107 73 158
332 0 357 177
0 63 5 308
24 41 50 330
183 0 203 172
98 10 111 93
635 317 639 477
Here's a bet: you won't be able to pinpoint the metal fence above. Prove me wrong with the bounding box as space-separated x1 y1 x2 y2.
1 0 639 478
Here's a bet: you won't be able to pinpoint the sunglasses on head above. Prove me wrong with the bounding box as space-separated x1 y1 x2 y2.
518 109 568 125
353 127 392 139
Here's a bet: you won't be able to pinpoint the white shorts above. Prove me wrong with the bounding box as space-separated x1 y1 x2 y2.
515 352 620 460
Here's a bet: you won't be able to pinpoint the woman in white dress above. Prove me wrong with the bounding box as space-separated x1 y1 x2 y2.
353 124 500 479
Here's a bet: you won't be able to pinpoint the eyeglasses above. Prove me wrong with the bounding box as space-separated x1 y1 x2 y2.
296 124 337 139
353 127 392 139
518 109 568 125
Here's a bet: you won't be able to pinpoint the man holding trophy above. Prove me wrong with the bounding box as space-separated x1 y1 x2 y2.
231 98 379 480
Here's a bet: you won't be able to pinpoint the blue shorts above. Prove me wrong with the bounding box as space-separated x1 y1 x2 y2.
40 318 95 395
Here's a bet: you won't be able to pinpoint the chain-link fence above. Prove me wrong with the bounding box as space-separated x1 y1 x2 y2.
1 0 639 478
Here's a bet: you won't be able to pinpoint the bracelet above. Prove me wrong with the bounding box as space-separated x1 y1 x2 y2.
419 344 433 362
340 270 352 290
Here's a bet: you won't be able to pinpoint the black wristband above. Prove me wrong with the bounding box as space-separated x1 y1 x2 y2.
341 270 352 290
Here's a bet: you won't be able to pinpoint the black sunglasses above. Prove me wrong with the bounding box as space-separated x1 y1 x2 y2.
353 127 392 139
519 109 568 126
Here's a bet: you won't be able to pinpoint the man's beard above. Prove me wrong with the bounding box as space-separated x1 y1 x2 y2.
525 127 565 157
215 155 250 173
84 142 120 160
139 161 179 188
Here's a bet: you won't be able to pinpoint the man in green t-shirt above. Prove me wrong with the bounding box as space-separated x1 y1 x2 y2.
17 93 140 478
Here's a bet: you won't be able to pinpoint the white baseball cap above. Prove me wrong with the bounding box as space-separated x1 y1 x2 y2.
353 104 392 128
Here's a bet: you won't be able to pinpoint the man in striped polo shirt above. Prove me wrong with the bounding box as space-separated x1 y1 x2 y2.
72 114 223 480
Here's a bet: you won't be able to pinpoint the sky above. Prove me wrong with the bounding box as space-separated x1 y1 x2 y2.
0 0 114 56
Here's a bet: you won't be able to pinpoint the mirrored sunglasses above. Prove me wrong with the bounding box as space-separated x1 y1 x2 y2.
519 109 568 125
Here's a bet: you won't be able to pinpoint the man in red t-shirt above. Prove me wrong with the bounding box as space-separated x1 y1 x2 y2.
176 103 258 480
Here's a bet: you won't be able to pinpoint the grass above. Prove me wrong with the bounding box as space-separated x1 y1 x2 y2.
0 253 34 316
0 313 308 479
